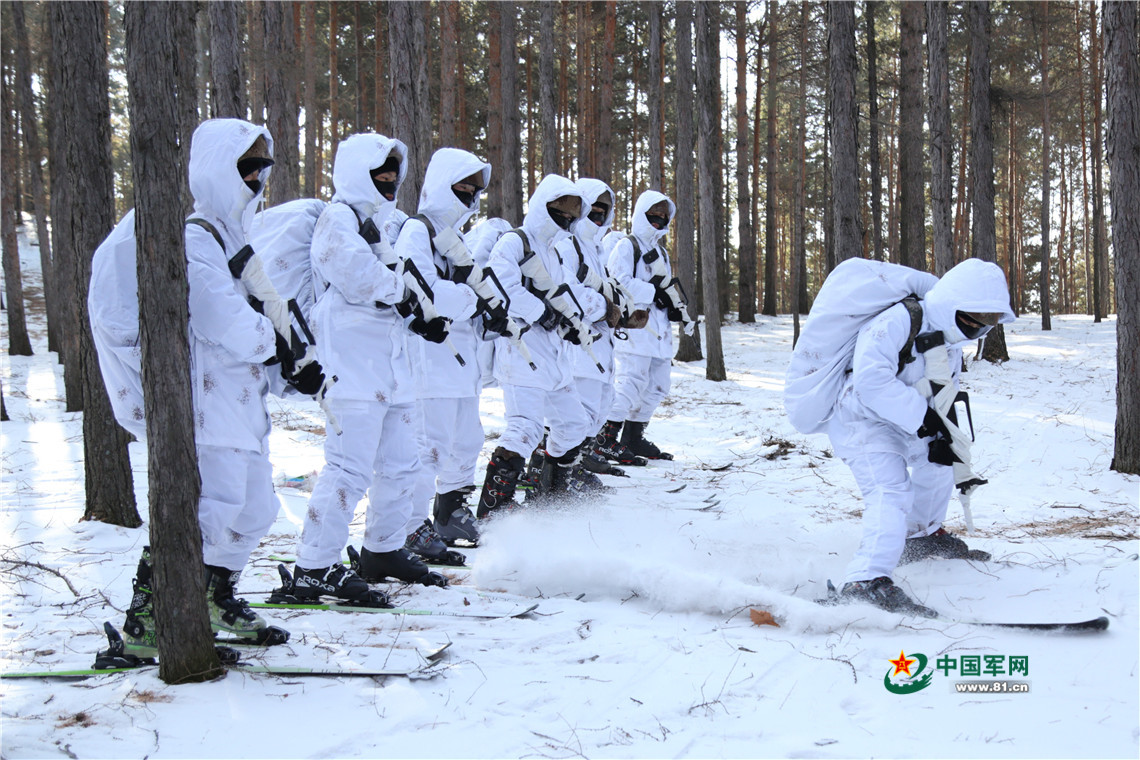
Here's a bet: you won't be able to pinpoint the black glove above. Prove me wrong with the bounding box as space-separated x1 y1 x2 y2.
264 332 295 377
557 322 583 346
653 287 672 311
916 407 950 439
450 263 474 285
928 437 962 467
482 310 512 338
410 315 449 344
666 306 684 323
537 304 561 331
288 360 326 396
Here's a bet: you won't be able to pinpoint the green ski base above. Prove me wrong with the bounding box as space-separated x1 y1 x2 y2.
250 601 538 619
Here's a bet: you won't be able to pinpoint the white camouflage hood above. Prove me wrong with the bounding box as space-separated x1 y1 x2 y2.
923 258 1016 345
630 190 676 249
331 133 408 223
188 119 273 233
574 178 616 246
521 174 586 249
417 148 492 231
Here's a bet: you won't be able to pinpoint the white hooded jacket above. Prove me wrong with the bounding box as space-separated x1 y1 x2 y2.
184 119 279 451
557 178 616 379
309 133 415 404
832 258 1015 454
607 190 678 360
397 148 491 399
489 174 587 390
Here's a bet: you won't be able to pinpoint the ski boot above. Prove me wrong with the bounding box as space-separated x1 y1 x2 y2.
349 545 448 587
620 420 673 460
405 520 467 567
121 547 158 659
899 528 991 564
206 564 290 646
595 421 648 466
581 448 627 477
433 487 480 546
836 577 938 618
292 562 390 604
477 447 526 518
537 446 587 503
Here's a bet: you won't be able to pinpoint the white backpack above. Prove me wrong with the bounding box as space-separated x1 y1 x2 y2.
784 258 939 435
250 198 328 329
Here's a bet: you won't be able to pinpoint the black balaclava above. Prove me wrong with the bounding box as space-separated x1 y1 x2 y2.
372 155 401 201
452 171 485 209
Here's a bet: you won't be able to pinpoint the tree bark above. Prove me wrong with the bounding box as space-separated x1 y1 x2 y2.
762 2 778 316
647 2 664 190
264 1 300 204
388 0 430 210
898 1 925 272
247 1 265 123
598 1 617 186
12 2 58 354
1091 3 1109 322
792 0 809 344
1038 1 1052 331
209 2 247 119
375 2 387 134
2 74 33 357
828 1 860 270
125 0 221 685
735 1 755 323
303 1 318 196
486 2 503 217
539 2 559 175
927 1 953 276
440 0 458 146
866 1 884 262
696 0 725 381
500 2 523 224
575 2 592 179
1106 0 1140 473
674 0 701 362
328 0 339 145
968 1 1008 362
353 2 365 132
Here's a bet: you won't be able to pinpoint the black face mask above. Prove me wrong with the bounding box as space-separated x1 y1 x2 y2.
453 187 479 208
645 213 669 230
548 207 575 231
374 178 397 201
955 311 993 340
237 157 273 195
245 179 262 194
588 205 609 226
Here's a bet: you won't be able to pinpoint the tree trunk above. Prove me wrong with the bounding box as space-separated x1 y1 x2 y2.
440 0 458 146
12 2 58 354
792 1 809 345
175 4 199 215
486 3 503 217
264 1 300 204
124 0 222 685
829 1 860 270
1091 3 1109 322
303 1 318 196
735 1 755 323
647 2 664 190
898 1 925 272
539 1 559 176
968 1 1008 362
598 1 617 186
328 0 339 145
2 76 33 357
247 1 265 123
953 47 971 263
867 1 884 263
500 2 523 225
353 3 365 132
761 2 778 316
388 1 430 210
1039 1 1052 331
375 3 387 134
674 0 701 362
696 0 725 381
1106 0 1139 473
575 2 592 179
927 1 953 276
209 2 246 119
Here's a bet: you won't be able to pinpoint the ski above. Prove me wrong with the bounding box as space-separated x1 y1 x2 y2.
814 581 1111 632
249 600 539 619
264 554 469 572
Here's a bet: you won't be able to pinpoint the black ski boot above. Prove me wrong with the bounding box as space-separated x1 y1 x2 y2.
433 487 480 546
595 420 648 466
581 441 627 477
350 545 448 587
405 520 467 566
838 577 938 618
122 547 157 659
293 562 383 603
537 446 588 502
477 448 526 518
900 528 991 564
206 564 290 645
620 420 673 460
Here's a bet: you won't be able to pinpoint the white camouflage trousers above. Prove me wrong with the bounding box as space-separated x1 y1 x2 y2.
297 398 420 568
609 353 671 423
406 396 484 532
197 443 279 571
499 383 591 460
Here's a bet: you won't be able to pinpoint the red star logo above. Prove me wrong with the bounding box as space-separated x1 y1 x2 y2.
889 650 917 677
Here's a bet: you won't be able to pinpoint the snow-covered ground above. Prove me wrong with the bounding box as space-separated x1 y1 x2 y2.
2 226 1137 759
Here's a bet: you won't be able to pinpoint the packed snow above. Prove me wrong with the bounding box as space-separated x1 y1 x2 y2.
2 227 1137 759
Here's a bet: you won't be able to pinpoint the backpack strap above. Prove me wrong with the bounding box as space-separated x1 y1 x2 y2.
187 218 255 279
186 218 225 252
897 296 925 374
623 234 643 270
507 229 540 293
